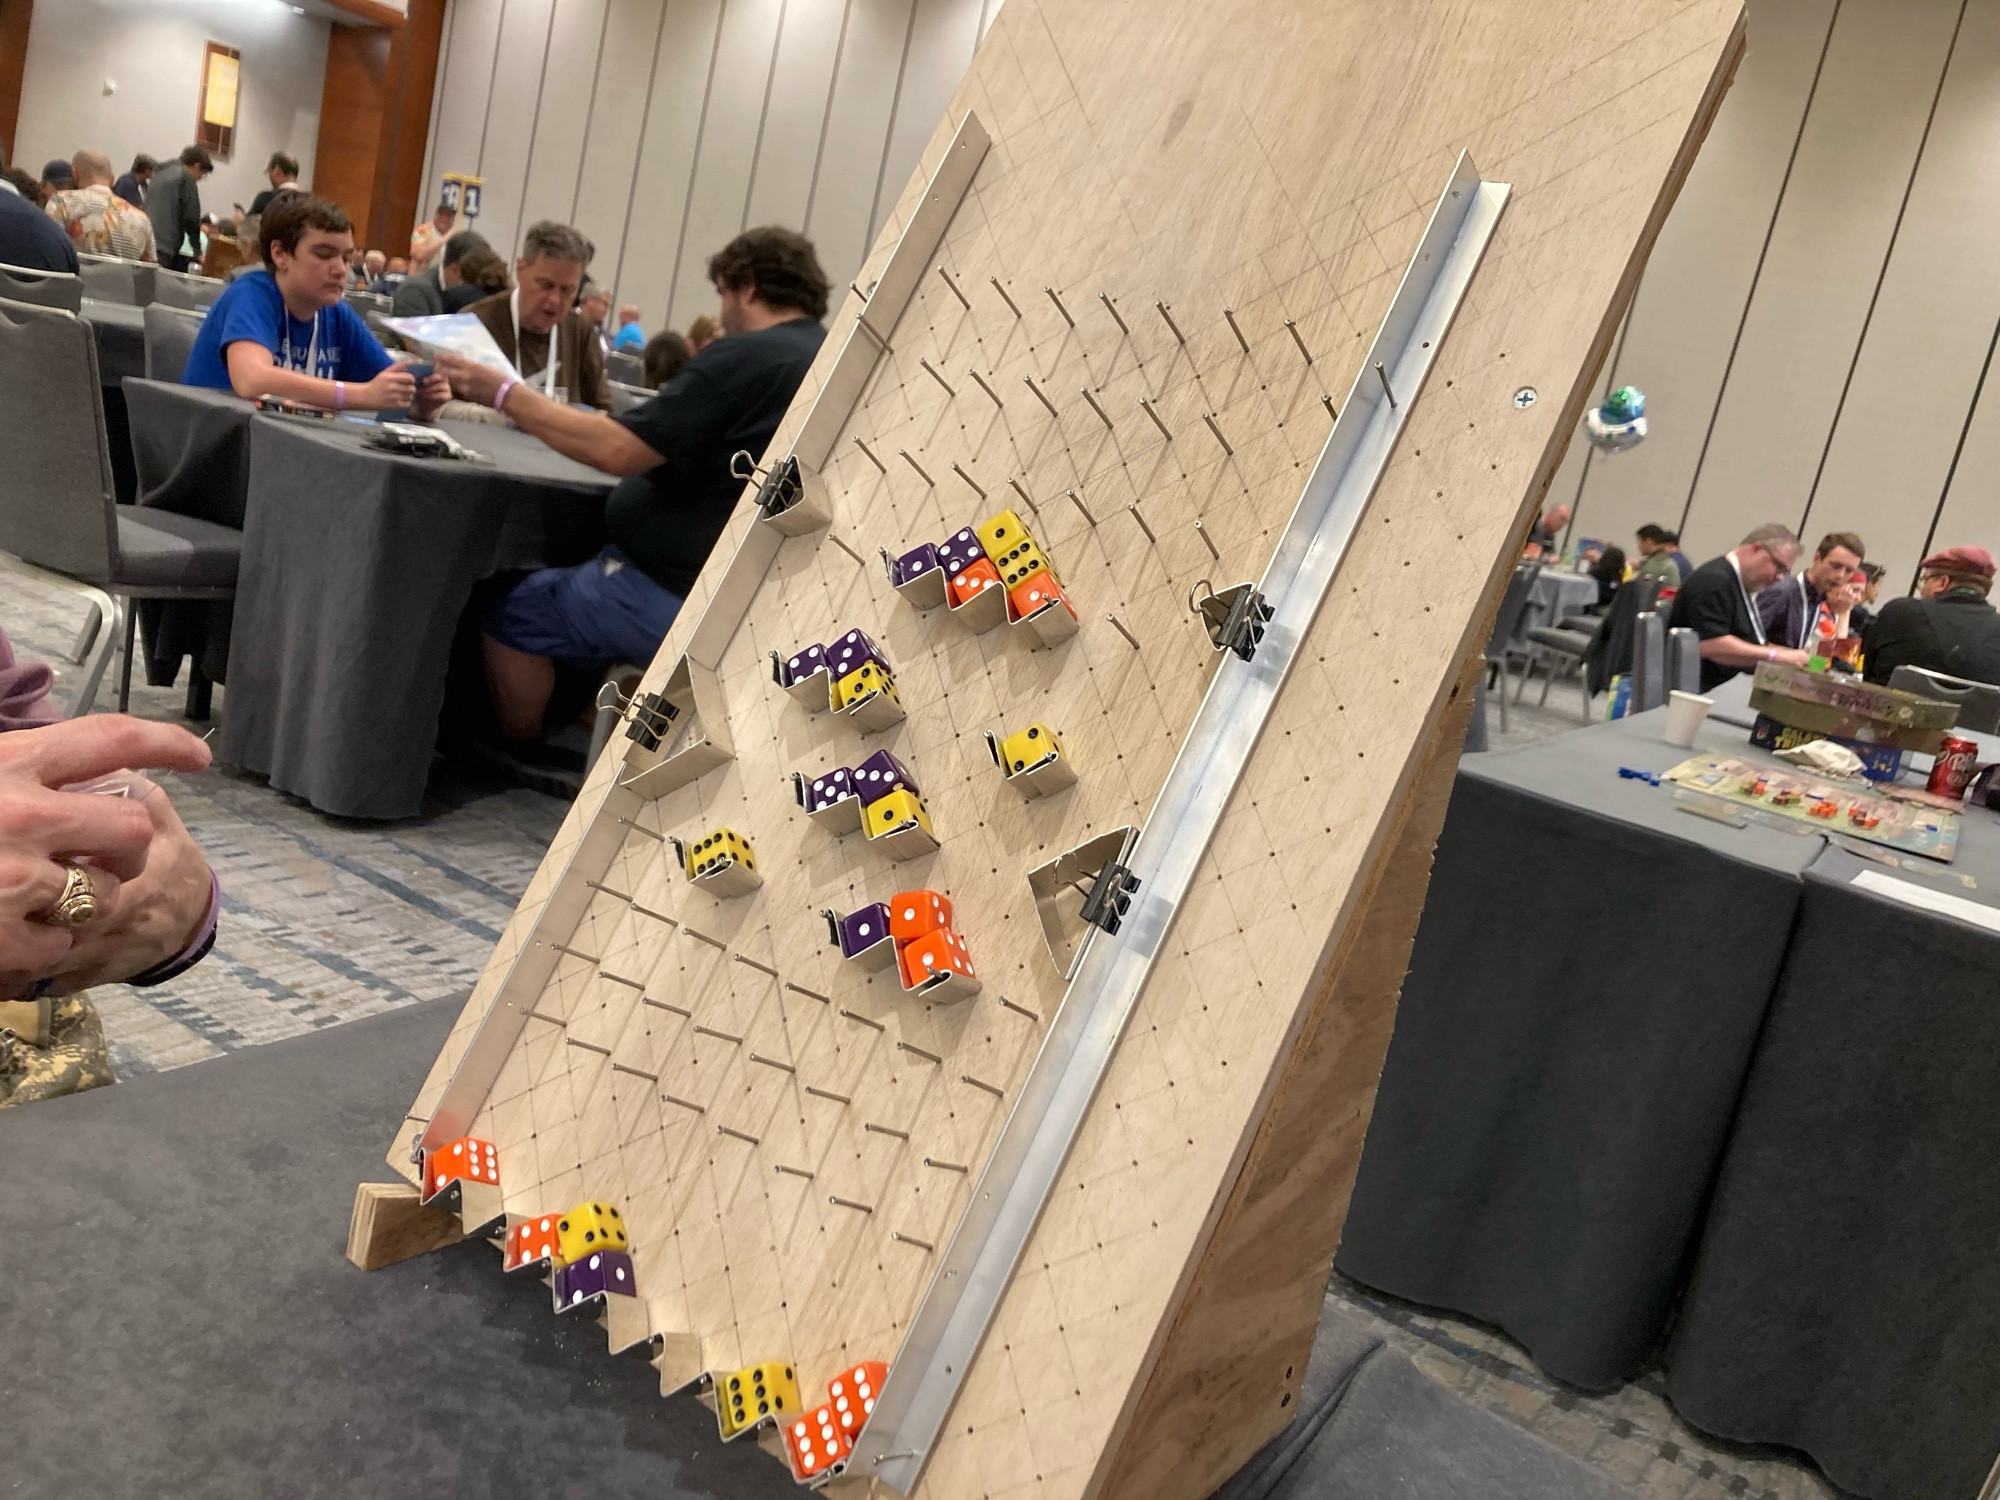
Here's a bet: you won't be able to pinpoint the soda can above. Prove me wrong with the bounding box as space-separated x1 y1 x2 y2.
1927 736 1980 799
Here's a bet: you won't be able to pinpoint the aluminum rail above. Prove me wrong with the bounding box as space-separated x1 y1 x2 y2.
844 151 1508 1494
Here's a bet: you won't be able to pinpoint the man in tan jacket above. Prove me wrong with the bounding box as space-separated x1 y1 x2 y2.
459 219 609 412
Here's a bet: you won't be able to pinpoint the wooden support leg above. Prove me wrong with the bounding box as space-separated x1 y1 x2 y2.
346 1181 465 1271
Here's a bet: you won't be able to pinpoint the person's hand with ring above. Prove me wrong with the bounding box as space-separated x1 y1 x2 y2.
0 717 212 975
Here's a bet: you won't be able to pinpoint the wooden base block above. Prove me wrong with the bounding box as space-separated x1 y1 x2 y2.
346 1181 465 1272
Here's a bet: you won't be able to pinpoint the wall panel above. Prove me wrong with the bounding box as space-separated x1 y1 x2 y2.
423 0 505 228
515 0 611 255
803 0 917 297
742 0 849 233
663 0 790 325
472 0 558 257
1567 0 1835 560
568 0 667 299
605 0 727 320
1676 0 1962 561
1793 0 2000 591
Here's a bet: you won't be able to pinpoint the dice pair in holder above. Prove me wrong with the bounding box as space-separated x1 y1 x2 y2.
773 627 905 732
826 887 979 1003
794 747 937 860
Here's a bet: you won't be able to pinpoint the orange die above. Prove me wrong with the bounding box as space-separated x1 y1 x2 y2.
784 1402 852 1480
828 1360 889 1437
947 556 1003 608
1007 573 1073 623
898 926 974 990
888 890 952 945
422 1135 498 1202
504 1214 560 1272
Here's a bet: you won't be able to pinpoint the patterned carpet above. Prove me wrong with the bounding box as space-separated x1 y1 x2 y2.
1 570 568 1079
0 568 1840 1500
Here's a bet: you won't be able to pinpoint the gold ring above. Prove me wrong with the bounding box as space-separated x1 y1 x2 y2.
46 866 100 927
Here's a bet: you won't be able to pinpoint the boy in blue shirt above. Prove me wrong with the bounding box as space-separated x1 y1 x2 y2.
183 193 448 416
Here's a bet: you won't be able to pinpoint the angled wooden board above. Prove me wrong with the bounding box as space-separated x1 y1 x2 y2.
385 2 1743 1496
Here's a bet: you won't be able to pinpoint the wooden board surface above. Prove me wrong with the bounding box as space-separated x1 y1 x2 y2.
387 2 1743 1494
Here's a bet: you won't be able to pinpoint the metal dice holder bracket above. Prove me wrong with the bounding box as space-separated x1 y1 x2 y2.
846 153 1509 1493
983 729 1078 799
790 772 940 862
405 113 995 1389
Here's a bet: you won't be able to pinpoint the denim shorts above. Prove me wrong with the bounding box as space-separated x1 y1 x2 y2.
484 547 683 667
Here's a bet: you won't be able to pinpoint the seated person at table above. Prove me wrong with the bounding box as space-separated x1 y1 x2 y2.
433 226 829 741
443 245 509 312
1755 529 1864 652
1863 546 2000 686
44 150 155 262
0 171 77 272
614 304 646 352
1633 523 1691 588
1666 523 1808 692
181 193 449 416
390 228 492 317
456 220 610 412
642 329 692 389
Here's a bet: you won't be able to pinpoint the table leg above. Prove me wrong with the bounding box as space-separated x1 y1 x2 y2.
184 664 212 722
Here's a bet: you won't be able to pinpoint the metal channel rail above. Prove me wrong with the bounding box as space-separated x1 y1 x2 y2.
845 151 1509 1494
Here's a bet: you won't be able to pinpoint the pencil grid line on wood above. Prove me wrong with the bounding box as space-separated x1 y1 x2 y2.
389 2 1743 1494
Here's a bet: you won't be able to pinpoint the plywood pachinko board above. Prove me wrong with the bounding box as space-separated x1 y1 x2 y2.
381 2 1744 1495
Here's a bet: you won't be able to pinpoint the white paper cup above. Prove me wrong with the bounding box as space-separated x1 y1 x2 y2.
1663 689 1713 748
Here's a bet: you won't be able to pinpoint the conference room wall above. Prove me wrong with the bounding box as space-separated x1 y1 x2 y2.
1561 0 2000 595
419 0 1000 332
12 0 331 218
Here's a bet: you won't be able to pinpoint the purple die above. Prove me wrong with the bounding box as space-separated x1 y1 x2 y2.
555 1249 635 1309
783 642 827 687
936 528 987 579
829 628 888 681
839 902 894 959
893 543 941 588
806 766 855 812
853 748 919 799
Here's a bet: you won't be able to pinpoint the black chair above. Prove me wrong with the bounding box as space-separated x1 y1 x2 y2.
143 303 206 382
1888 665 2000 736
1479 560 1543 734
606 349 645 387
0 262 84 312
151 268 224 311
608 379 652 415
0 298 240 714
1579 574 1663 700
79 254 152 306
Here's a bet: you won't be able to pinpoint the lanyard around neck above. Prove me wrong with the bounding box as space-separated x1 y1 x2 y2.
1728 552 1766 646
510 288 560 397
278 307 321 377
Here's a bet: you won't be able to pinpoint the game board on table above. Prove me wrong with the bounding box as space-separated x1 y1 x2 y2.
1664 755 1961 862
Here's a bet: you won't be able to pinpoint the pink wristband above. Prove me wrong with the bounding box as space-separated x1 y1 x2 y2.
334 381 345 411
493 378 518 412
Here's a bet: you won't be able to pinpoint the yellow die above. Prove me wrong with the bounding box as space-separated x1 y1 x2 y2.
974 507 1034 559
718 1360 800 1438
554 1201 628 1267
684 828 755 880
864 787 934 841
832 661 895 711
999 722 1065 775
995 537 1048 590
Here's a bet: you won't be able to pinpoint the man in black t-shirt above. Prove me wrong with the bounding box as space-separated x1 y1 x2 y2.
434 227 830 740
1666 523 1808 692
1863 546 2000 686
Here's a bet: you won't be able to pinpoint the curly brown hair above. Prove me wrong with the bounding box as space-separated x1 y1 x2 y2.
705 227 829 320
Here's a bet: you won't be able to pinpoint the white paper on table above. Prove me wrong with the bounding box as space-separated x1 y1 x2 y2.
382 313 519 378
1851 869 2000 935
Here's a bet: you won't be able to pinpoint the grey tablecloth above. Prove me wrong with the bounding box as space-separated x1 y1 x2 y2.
0 997 795 1499
1664 842 2000 1500
220 415 612 819
1338 705 2000 1497
1337 710 1819 1390
123 379 257 687
1512 568 1600 643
